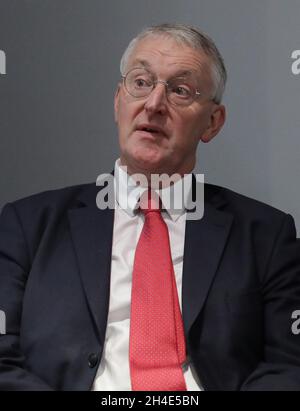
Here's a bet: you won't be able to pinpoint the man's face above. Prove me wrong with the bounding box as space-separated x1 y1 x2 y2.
114 35 225 177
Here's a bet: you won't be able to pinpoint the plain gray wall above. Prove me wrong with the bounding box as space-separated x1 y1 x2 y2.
0 0 299 234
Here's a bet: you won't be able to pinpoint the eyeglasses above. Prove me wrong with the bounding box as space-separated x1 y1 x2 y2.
121 67 208 107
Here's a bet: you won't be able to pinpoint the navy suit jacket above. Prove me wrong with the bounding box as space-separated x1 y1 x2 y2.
0 180 300 391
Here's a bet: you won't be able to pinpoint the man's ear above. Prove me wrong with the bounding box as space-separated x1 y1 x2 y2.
114 84 121 123
201 104 226 143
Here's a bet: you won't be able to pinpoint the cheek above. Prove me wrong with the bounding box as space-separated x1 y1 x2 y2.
185 111 210 138
118 103 141 133
174 118 200 143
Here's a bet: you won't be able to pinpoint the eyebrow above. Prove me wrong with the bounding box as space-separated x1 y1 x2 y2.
130 59 194 78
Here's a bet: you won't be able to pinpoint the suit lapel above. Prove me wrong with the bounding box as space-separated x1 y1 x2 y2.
68 184 114 344
182 186 234 335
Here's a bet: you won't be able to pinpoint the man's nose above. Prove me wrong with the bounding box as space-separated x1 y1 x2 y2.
144 82 168 115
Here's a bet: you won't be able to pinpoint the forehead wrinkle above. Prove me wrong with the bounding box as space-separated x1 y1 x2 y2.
132 59 211 80
129 36 209 69
127 41 213 90
129 58 201 80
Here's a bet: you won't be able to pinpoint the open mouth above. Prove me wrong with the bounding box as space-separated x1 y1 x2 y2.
141 127 159 133
136 125 166 136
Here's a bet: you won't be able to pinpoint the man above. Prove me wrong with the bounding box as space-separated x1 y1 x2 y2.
0 23 300 391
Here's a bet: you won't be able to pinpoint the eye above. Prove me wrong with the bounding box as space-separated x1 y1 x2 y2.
133 77 152 89
172 85 191 98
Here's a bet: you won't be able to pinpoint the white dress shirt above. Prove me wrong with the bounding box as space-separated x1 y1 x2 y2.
92 159 203 391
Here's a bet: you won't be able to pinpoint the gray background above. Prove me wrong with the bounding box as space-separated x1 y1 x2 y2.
0 0 299 234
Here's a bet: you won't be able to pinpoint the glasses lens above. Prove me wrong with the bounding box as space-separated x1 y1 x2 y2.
167 78 195 106
125 68 153 97
124 68 200 106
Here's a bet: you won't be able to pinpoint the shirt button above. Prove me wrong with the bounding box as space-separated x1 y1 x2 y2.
88 353 99 368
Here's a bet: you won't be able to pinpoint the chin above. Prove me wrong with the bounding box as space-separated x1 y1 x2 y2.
129 146 165 171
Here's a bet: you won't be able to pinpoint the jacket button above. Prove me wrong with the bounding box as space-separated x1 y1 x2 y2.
88 353 99 368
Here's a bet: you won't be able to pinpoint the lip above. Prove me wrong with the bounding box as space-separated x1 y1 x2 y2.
134 129 161 140
135 123 167 137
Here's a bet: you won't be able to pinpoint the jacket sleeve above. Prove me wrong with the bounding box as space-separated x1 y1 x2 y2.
241 213 300 390
0 203 53 390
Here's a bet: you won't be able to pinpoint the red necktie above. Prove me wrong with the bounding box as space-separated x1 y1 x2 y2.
129 189 187 391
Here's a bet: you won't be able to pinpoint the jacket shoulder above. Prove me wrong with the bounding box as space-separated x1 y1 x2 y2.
7 183 95 212
205 182 290 222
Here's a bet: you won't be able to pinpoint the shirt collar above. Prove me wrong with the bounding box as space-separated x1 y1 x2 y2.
114 158 193 222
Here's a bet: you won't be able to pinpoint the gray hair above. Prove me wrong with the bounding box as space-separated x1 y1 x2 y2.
120 23 227 104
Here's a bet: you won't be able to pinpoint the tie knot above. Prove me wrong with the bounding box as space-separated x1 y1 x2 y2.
139 189 161 215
